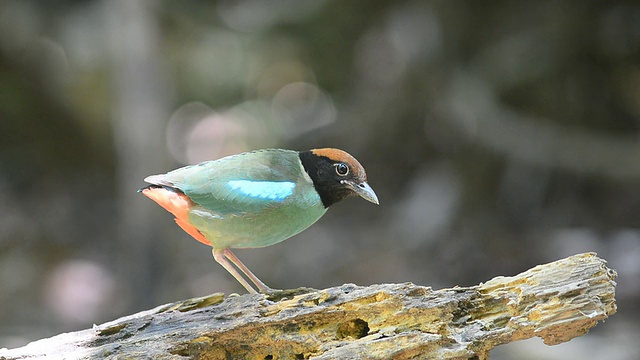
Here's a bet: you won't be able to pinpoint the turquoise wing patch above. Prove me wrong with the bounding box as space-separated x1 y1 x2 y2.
226 180 295 202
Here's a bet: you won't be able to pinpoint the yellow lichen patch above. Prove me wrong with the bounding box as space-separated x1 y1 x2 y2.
97 323 127 336
176 293 225 312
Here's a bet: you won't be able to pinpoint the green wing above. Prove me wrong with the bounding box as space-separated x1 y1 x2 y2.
156 149 315 214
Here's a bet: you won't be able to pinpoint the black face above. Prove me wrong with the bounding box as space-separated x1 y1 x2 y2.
299 151 363 208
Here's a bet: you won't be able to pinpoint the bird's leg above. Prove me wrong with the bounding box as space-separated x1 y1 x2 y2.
212 248 257 294
223 249 275 293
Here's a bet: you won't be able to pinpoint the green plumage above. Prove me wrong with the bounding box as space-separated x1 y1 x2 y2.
160 149 327 249
142 147 378 293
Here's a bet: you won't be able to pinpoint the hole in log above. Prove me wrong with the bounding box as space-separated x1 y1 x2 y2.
336 318 369 339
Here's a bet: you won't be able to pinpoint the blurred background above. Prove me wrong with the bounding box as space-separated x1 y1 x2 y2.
0 0 638 358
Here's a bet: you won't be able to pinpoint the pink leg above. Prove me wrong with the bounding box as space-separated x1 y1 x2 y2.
224 249 275 293
212 248 258 294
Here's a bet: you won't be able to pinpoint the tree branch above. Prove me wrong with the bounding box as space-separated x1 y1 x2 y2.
0 253 617 359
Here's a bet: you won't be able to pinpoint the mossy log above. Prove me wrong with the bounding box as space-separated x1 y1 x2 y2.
0 252 617 359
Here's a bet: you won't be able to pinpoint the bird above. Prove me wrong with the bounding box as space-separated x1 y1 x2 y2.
139 148 378 293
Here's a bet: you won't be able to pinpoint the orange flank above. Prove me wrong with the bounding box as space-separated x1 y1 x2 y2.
141 187 211 246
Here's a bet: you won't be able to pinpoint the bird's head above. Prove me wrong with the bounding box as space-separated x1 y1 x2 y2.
299 148 379 208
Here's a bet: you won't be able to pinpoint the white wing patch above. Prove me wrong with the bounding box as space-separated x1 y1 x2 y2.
226 180 296 202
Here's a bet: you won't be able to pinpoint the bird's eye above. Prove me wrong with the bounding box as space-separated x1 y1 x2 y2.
335 163 349 176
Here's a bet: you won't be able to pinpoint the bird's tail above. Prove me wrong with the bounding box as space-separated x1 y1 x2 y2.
139 185 211 246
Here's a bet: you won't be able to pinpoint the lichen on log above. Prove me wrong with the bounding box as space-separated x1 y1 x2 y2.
0 252 617 360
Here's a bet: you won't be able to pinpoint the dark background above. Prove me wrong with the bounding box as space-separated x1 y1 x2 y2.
1 1 638 358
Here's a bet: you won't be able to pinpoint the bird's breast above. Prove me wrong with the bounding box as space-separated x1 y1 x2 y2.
187 189 327 249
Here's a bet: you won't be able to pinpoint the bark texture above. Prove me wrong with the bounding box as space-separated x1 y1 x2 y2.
0 252 617 359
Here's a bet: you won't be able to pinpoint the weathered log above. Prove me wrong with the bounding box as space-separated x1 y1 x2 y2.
0 252 617 359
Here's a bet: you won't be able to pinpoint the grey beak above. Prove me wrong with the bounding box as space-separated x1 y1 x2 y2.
349 181 379 205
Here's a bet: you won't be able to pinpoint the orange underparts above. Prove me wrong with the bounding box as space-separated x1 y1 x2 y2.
141 187 211 246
